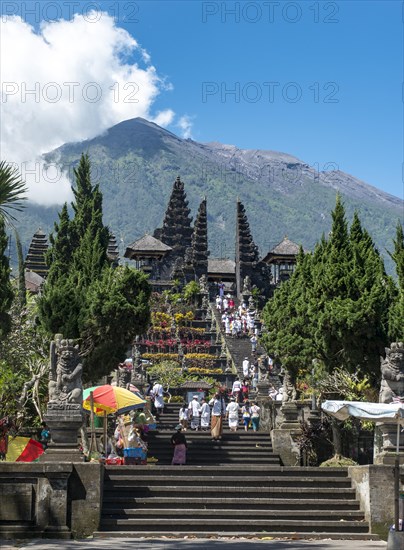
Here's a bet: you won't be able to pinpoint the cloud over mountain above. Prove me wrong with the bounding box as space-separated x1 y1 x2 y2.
0 11 174 205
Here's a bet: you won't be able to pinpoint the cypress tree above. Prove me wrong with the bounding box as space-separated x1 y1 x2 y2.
262 247 317 382
39 153 151 382
16 231 26 308
80 265 151 382
262 196 394 388
388 222 404 341
46 203 72 283
0 217 13 339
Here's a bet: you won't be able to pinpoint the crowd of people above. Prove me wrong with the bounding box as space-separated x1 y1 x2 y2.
217 295 259 343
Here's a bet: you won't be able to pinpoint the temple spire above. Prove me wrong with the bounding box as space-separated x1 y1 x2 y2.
25 227 49 278
191 198 208 278
235 199 259 298
159 176 193 258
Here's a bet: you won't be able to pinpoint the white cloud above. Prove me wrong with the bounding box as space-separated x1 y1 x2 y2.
177 115 194 139
0 12 175 205
152 109 175 127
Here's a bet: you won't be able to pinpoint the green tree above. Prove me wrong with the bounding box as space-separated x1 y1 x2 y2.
80 266 151 382
46 203 72 283
262 247 317 383
0 217 13 339
39 153 151 382
262 196 394 387
388 222 404 341
0 293 48 425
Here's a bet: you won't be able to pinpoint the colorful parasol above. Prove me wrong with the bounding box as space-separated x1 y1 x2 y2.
83 385 146 415
5 436 44 462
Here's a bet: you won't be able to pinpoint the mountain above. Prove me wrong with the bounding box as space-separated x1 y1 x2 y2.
13 117 403 275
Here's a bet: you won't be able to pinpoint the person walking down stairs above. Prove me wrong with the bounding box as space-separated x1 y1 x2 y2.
188 395 201 431
200 398 210 431
178 403 189 431
171 424 187 465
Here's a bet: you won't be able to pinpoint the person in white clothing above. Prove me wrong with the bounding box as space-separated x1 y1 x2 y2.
242 357 250 378
200 398 210 430
225 397 240 431
188 395 201 430
232 378 242 403
151 382 164 419
178 402 190 431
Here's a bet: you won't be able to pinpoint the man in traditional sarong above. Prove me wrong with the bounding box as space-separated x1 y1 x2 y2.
188 395 201 430
171 424 187 465
209 392 226 441
200 398 210 430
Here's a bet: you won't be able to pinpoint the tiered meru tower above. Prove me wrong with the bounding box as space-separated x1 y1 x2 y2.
24 228 49 278
190 197 209 279
235 198 270 299
155 176 193 260
125 177 273 294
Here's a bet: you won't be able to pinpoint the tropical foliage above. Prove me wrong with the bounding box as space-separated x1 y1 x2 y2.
262 195 395 389
38 153 151 382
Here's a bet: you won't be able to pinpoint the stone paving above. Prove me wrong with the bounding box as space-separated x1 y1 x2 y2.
0 537 387 550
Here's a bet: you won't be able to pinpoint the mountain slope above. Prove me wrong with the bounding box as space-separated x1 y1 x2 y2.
14 117 403 275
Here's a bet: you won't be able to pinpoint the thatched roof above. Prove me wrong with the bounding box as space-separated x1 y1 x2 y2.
262 236 300 263
208 258 235 274
180 381 213 390
124 234 172 258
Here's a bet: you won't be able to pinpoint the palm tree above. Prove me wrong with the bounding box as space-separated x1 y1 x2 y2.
0 160 27 223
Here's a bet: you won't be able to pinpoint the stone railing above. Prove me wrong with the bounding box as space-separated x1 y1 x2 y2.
0 462 103 539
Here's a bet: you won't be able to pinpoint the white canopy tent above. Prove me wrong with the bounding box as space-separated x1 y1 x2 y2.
322 399 404 533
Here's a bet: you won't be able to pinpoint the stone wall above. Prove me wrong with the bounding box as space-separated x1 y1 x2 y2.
0 462 103 539
348 464 401 536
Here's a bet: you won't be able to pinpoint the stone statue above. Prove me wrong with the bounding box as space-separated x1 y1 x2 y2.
48 336 83 404
199 274 208 294
184 246 193 266
201 294 209 310
242 276 251 293
170 257 183 280
258 359 269 381
282 369 297 402
379 342 404 404
116 362 131 388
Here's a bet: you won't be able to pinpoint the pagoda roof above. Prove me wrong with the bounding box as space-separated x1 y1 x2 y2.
262 236 300 263
180 380 213 390
124 234 172 258
25 270 45 293
208 258 236 274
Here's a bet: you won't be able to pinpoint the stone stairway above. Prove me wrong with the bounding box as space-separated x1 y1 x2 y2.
97 465 375 539
147 403 279 465
96 402 375 539
211 302 282 389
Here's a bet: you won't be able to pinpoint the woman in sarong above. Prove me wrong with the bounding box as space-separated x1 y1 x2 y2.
209 392 226 441
171 424 187 465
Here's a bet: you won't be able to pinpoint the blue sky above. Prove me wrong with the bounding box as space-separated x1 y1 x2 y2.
1 0 403 201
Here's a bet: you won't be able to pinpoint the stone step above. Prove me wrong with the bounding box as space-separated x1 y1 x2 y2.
102 496 363 510
93 530 378 540
103 475 352 488
98 518 370 533
105 465 351 477
103 485 357 499
101 508 365 521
